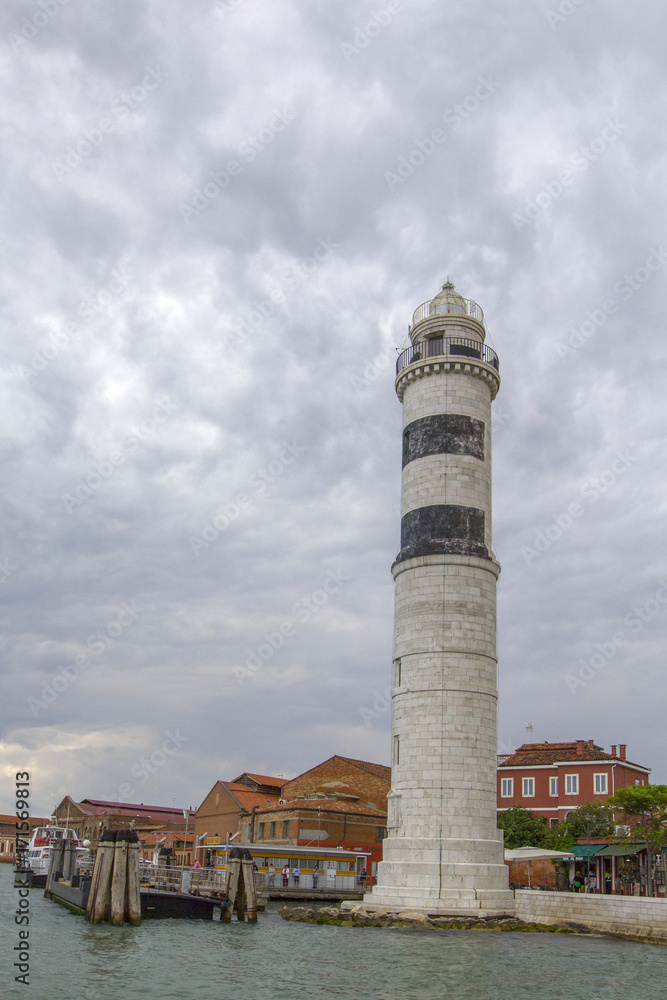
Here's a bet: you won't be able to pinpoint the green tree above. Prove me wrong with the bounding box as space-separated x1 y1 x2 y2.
564 802 614 840
497 807 549 849
607 785 667 897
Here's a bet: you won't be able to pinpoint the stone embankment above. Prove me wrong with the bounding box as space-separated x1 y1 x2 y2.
280 904 583 934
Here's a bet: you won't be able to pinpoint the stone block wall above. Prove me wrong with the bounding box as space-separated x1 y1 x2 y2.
515 889 667 942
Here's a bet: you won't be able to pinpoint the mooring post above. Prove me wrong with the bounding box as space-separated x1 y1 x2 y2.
125 831 142 926
62 839 77 882
44 840 65 900
85 840 105 922
242 851 257 922
90 830 116 924
110 833 129 926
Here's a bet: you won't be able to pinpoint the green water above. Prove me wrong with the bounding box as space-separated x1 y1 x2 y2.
2 866 666 1000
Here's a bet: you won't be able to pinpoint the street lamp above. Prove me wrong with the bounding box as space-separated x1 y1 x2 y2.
180 808 190 889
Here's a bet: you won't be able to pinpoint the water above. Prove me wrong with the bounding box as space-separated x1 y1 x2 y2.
2 866 667 1000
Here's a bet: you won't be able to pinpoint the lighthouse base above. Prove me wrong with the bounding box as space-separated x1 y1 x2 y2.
353 835 515 917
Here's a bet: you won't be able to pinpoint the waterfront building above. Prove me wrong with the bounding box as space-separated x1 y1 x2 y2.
362 281 514 915
52 796 195 848
497 741 651 824
0 814 48 863
194 773 282 851
234 757 390 872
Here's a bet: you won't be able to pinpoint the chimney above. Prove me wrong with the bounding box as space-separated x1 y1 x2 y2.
576 740 585 755
611 745 617 757
619 744 627 761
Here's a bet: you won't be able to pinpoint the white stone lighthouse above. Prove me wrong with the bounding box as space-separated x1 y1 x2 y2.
364 281 514 916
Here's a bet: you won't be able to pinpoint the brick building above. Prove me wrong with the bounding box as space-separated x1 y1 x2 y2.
0 815 49 863
52 796 195 848
194 773 282 856
497 740 650 825
238 756 390 872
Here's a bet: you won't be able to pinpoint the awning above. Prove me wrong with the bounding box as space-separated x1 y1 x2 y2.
595 844 646 857
570 844 606 858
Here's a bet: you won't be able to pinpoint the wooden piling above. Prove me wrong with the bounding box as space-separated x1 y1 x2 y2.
89 831 116 924
110 834 128 926
85 841 105 922
227 856 241 912
125 834 142 926
44 840 65 899
62 839 77 882
242 858 257 922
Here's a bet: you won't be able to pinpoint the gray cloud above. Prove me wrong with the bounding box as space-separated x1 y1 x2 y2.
1 0 666 814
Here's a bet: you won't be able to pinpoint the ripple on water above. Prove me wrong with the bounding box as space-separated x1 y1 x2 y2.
2 870 666 1000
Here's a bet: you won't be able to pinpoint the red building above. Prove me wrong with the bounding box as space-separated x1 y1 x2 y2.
497 740 650 825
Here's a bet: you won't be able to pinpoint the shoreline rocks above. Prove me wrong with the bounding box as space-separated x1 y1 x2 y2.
280 904 584 934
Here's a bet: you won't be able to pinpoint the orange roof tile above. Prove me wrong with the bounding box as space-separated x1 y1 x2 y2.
224 783 281 812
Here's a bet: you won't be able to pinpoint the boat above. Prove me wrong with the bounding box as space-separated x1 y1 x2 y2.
15 825 81 887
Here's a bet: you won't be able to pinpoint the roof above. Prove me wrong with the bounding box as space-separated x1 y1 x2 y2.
249 798 387 818
498 741 648 769
235 772 283 788
79 799 194 820
338 757 391 783
223 783 281 813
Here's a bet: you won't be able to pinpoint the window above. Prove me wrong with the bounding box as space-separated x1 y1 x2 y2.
565 774 579 795
594 773 608 795
522 777 535 797
501 778 513 798
376 826 387 841
270 821 276 838
394 735 400 765
394 658 402 686
282 820 290 838
549 776 558 797
258 823 265 839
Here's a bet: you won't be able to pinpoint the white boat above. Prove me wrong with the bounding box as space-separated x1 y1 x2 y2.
17 826 80 886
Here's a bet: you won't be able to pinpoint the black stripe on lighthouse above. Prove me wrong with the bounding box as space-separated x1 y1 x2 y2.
402 414 484 468
396 504 488 562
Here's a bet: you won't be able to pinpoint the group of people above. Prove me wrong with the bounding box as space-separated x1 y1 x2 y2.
266 864 305 886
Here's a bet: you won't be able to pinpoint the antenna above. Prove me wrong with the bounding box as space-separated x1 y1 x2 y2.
525 722 534 742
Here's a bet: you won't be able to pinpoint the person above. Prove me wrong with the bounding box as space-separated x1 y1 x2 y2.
282 865 290 887
292 865 301 886
193 859 202 869
268 864 276 886
312 867 318 889
360 867 367 886
572 874 583 892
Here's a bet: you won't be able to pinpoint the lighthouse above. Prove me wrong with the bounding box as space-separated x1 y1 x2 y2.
364 281 514 916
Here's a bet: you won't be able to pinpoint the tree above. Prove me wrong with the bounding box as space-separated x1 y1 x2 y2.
607 785 667 897
497 807 549 849
563 802 614 841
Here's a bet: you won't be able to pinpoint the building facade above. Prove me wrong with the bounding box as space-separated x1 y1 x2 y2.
194 773 282 854
235 757 390 871
364 282 514 915
497 740 651 824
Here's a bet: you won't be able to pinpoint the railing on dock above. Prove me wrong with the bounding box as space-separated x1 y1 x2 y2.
139 863 229 896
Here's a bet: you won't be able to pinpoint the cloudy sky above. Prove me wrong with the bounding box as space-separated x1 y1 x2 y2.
1 0 666 817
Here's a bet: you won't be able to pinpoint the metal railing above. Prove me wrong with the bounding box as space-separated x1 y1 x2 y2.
411 297 484 328
255 872 368 891
396 337 499 375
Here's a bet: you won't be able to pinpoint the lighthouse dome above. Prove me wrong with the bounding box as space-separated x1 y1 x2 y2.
428 280 466 317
